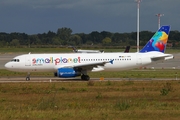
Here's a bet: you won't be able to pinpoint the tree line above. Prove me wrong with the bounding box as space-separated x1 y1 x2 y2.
0 27 180 48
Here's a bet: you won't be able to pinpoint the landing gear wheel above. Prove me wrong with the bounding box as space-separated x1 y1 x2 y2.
86 76 90 80
26 77 30 81
26 72 30 81
81 75 90 81
81 75 84 80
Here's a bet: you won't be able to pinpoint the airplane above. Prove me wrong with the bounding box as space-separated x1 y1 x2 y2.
71 46 104 53
5 25 173 81
71 46 130 53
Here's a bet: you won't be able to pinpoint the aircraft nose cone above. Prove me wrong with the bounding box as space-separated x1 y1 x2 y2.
5 62 11 69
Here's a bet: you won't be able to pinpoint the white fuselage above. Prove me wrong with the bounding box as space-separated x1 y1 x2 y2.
5 51 171 73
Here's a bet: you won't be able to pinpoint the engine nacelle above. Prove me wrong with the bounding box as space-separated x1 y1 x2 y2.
57 68 81 78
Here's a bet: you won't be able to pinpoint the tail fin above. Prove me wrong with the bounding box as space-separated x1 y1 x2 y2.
140 25 170 53
124 46 130 53
71 46 78 53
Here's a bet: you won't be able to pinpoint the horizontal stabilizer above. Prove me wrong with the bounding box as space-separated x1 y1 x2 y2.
151 54 173 62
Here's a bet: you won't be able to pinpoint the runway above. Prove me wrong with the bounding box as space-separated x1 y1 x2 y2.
0 53 21 69
0 77 178 83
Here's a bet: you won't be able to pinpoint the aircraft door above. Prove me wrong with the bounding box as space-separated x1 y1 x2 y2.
25 55 31 66
136 54 142 65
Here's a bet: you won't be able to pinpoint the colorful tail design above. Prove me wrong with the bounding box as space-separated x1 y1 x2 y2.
140 25 170 53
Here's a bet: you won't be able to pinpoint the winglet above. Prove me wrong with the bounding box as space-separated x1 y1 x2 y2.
140 25 170 53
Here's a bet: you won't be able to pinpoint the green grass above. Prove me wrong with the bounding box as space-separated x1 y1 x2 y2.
0 81 180 119
1 69 180 119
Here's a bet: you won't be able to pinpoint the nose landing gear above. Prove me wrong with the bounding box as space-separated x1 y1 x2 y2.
26 72 30 81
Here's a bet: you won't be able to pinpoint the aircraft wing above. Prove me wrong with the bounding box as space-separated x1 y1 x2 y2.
74 61 109 70
54 60 113 71
151 54 173 61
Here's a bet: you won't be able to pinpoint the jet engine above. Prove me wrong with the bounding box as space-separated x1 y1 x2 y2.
57 68 81 78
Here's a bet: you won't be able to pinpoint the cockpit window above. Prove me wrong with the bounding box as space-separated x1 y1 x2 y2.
10 59 20 62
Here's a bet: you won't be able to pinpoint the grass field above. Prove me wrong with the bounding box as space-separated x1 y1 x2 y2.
1 69 180 119
0 80 180 120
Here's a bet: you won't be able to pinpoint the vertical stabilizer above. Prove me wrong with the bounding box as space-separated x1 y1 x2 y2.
140 25 170 53
124 46 130 53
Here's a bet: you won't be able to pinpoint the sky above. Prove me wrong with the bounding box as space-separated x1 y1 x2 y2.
0 0 179 34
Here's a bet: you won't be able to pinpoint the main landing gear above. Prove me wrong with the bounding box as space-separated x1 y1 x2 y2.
81 70 90 81
26 72 30 81
81 74 90 81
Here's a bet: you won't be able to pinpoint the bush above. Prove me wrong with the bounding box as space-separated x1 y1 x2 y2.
115 100 130 111
87 81 95 86
160 82 173 96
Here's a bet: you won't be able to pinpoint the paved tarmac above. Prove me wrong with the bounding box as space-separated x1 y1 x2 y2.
0 77 178 83
0 53 22 69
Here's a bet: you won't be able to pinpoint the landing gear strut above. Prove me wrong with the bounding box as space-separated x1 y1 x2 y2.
81 70 90 81
26 72 30 81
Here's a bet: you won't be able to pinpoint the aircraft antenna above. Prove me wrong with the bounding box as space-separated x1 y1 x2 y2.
156 13 164 29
